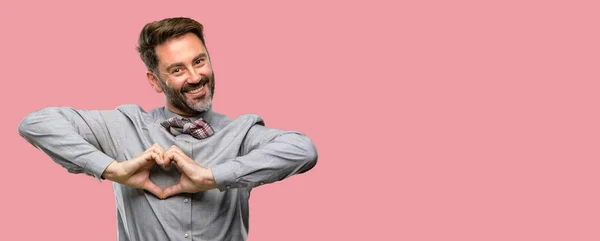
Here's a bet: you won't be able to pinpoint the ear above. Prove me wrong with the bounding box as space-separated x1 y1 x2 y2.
147 71 164 93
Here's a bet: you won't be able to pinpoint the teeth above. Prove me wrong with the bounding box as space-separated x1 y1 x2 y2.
188 85 204 94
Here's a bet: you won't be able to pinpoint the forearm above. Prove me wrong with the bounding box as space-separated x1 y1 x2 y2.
101 160 121 180
18 107 115 180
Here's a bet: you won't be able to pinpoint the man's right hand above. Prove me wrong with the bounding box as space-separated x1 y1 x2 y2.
102 144 166 198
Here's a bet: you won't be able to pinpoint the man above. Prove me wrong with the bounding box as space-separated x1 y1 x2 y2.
18 17 317 241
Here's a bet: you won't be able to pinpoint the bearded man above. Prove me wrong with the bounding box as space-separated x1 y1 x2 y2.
18 17 317 241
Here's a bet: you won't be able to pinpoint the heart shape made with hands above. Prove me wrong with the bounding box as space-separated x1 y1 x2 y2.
114 144 217 199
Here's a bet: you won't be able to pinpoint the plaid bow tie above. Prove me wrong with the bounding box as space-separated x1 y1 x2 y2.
160 117 215 139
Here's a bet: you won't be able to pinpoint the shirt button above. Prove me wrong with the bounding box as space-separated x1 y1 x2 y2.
184 233 189 238
184 198 189 203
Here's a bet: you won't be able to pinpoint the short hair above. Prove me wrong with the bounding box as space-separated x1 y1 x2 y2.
137 17 206 74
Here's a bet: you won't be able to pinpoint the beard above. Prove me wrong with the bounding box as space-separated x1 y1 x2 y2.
158 72 215 115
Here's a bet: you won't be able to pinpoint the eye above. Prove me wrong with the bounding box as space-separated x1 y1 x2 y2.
172 68 181 74
194 59 204 65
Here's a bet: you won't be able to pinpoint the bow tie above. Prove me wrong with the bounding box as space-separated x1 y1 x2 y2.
160 117 215 139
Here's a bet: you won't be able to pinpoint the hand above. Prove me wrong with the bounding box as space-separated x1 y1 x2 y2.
162 145 217 199
102 144 165 198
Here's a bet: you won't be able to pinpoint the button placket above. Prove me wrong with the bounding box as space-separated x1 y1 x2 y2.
180 138 193 240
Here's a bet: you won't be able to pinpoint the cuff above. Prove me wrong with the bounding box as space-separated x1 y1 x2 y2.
82 151 116 182
211 160 240 192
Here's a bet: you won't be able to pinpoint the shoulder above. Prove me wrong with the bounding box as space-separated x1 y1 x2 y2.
235 114 264 126
115 104 147 114
205 110 232 131
113 104 162 124
208 110 264 132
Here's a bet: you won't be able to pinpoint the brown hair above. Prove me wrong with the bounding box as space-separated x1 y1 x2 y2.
137 17 206 74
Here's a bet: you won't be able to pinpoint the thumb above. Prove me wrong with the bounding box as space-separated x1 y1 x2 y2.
162 184 183 199
143 179 164 199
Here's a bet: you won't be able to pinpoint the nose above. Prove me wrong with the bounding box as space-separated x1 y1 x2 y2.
187 67 201 84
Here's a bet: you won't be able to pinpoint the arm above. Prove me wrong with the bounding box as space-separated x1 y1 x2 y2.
18 107 167 197
160 125 318 198
18 107 116 180
211 124 318 191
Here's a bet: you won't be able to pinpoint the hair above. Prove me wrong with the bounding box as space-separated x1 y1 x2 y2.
137 17 206 74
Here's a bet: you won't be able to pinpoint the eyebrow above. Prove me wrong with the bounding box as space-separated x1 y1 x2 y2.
165 53 208 72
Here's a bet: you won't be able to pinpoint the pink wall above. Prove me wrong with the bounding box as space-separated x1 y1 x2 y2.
2 0 599 240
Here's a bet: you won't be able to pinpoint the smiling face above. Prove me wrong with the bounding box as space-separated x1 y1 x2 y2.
147 33 215 117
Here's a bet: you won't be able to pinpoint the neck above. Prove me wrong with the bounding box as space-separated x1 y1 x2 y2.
166 104 201 118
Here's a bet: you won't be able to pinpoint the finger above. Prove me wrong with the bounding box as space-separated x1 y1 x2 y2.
162 146 179 168
168 145 190 160
152 144 166 156
163 150 183 173
168 146 193 164
144 144 158 154
139 152 161 169
168 145 182 152
163 149 176 169
171 152 200 177
164 146 189 167
162 184 183 199
154 152 168 166
170 146 188 158
148 152 161 164
155 144 166 156
125 152 155 171
142 144 165 166
150 144 166 165
143 179 164 199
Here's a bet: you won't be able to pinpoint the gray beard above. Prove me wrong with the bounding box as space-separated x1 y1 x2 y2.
157 75 214 115
184 92 212 112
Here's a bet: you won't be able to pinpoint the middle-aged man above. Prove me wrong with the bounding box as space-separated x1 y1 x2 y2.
18 17 318 241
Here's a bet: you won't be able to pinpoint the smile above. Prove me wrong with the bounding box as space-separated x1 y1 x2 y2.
187 84 204 94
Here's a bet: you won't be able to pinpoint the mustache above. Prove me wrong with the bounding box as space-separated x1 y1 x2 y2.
181 76 210 93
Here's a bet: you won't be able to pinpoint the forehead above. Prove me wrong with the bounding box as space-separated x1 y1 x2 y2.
155 32 207 67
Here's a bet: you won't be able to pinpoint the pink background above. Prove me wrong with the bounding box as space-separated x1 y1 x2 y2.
1 0 599 240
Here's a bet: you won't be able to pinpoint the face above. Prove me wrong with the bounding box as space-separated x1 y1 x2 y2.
147 33 215 117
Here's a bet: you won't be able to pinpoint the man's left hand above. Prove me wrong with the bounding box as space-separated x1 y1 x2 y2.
161 145 217 199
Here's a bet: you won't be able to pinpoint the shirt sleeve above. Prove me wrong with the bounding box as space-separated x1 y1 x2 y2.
211 124 318 191
18 107 119 181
